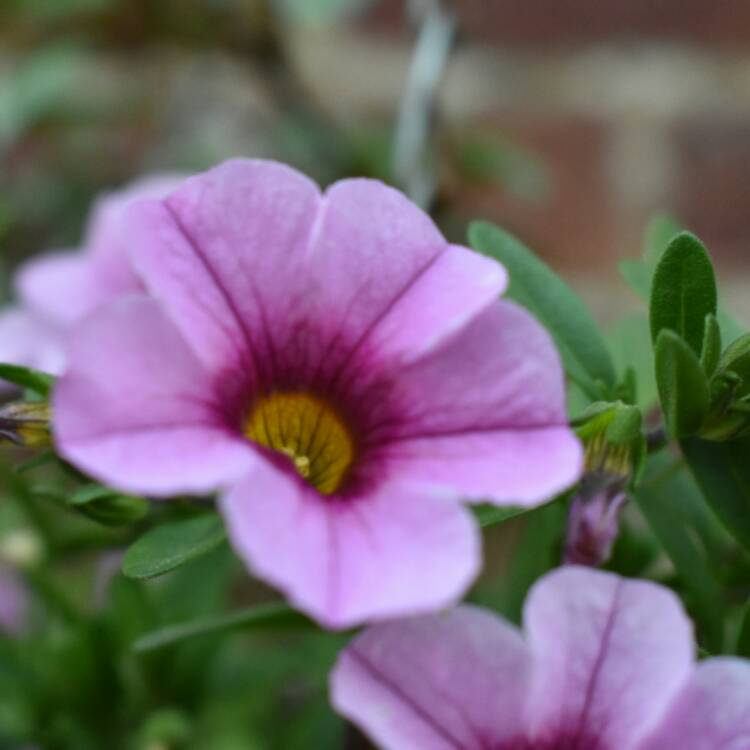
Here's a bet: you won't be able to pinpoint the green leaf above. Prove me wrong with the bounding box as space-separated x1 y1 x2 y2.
717 332 750 398
122 515 227 580
472 504 527 528
737 600 750 658
682 435 750 553
649 232 717 355
0 363 54 397
700 314 722 377
469 221 615 396
69 483 123 506
15 449 56 474
132 603 312 653
655 330 710 438
622 217 741 345
66 484 149 525
633 452 725 651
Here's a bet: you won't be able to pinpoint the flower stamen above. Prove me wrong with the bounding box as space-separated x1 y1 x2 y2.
244 392 354 494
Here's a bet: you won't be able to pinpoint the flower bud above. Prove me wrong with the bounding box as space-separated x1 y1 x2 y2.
565 402 642 567
564 477 627 567
0 401 52 448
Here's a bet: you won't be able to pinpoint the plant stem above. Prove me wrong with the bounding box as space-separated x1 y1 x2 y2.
393 0 456 209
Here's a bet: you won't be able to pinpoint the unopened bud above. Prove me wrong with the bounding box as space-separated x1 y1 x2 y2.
0 401 52 448
576 401 644 480
567 402 641 566
565 476 627 567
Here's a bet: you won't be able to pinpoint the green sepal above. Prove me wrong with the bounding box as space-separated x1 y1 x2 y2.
605 404 642 445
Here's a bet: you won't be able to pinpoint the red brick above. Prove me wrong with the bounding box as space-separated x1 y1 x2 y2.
365 1 750 47
674 116 750 265
440 113 618 270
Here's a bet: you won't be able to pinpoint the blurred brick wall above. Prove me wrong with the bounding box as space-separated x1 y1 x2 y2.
371 1 750 47
286 1 750 320
363 1 750 264
3 1 749 321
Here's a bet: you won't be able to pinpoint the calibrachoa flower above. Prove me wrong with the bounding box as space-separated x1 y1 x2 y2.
54 159 582 627
0 175 185 378
332 566 750 750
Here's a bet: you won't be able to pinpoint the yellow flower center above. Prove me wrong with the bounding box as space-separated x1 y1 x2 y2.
244 392 355 495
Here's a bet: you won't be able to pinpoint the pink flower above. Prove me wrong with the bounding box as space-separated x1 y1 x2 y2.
54 159 582 627
0 175 186 378
332 566 750 750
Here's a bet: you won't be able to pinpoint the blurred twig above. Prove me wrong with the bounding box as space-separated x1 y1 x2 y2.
393 0 456 208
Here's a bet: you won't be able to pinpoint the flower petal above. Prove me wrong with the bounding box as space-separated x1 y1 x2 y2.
524 566 694 750
309 178 506 365
130 162 505 383
220 462 480 628
0 307 65 377
330 606 529 750
86 173 188 294
637 658 750 750
128 159 321 375
16 252 99 326
381 428 582 507
364 243 507 364
54 296 254 496
376 300 582 505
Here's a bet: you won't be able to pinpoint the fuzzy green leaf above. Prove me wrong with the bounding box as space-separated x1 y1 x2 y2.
655 330 710 438
700 314 722 377
132 603 312 652
469 221 615 396
472 505 527 528
69 485 149 526
650 232 717 355
633 452 725 651
123 515 227 580
682 435 750 554
717 333 750 398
